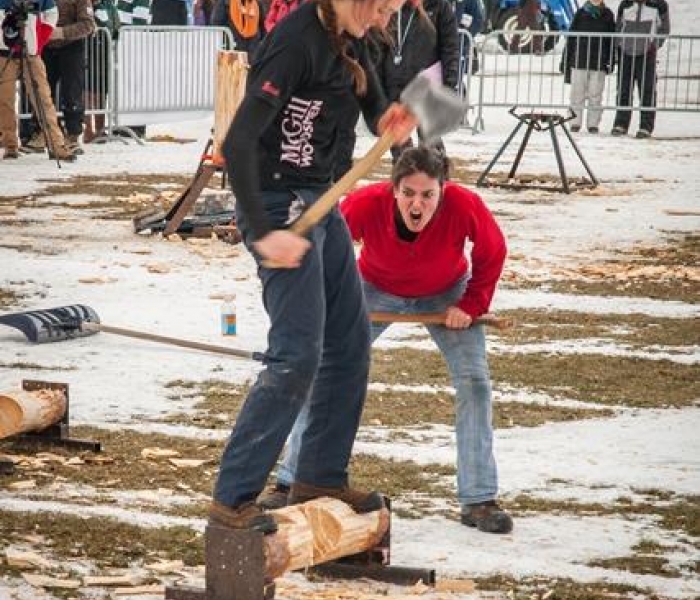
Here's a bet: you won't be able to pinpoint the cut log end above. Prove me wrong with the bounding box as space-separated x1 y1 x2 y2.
0 388 67 439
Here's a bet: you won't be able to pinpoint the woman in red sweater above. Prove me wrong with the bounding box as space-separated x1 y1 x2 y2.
270 145 512 534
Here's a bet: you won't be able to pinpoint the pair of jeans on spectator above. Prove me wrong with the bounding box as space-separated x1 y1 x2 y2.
277 276 499 506
213 189 371 507
614 51 658 133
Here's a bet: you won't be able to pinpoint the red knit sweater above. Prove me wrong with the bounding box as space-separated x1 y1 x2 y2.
340 181 507 319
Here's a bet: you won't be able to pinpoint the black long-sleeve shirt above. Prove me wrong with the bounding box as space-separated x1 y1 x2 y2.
223 2 388 240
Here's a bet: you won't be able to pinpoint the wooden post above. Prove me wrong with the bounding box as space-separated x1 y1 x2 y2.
0 387 67 439
212 50 249 166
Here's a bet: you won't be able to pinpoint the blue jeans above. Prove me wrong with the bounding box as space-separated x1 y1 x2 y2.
213 189 371 507
277 277 499 507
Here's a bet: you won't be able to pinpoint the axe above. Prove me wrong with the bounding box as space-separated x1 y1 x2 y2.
262 74 466 267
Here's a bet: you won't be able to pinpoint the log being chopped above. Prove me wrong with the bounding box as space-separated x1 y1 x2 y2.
263 497 390 579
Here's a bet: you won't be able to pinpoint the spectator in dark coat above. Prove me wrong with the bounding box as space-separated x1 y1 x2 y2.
151 0 188 24
611 0 670 139
375 0 459 160
561 0 615 133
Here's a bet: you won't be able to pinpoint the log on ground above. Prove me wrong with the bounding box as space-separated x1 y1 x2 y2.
0 387 67 439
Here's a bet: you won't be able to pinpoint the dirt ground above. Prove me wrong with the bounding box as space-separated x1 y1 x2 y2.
0 164 698 600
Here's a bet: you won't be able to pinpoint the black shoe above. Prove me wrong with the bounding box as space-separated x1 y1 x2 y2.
208 500 278 535
288 482 386 514
611 126 627 137
588 127 599 134
570 125 580 133
258 483 290 510
461 500 513 534
635 129 651 139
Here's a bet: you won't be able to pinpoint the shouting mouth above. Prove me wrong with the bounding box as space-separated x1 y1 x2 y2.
408 209 423 229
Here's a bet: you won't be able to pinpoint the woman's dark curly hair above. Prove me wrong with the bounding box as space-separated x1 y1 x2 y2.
391 145 450 187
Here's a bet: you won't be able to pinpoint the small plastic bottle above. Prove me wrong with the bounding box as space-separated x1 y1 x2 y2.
220 294 237 336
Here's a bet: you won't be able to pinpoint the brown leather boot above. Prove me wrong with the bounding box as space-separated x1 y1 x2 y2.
288 482 385 514
208 500 278 535
461 500 513 534
257 483 290 510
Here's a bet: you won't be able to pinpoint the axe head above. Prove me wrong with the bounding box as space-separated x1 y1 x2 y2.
399 73 467 145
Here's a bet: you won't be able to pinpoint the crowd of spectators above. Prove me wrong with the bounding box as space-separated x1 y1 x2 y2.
0 0 672 161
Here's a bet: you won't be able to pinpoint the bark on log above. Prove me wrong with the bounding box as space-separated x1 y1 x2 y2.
263 498 389 579
0 388 67 439
213 50 249 166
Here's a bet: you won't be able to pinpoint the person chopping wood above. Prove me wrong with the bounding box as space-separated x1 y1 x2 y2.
264 145 513 534
209 0 417 534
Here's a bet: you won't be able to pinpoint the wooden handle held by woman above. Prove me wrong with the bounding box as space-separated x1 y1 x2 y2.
370 312 514 330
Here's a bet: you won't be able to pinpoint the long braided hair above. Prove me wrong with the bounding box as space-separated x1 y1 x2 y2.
315 0 368 96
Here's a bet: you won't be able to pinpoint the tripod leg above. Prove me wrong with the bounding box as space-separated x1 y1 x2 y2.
22 55 69 163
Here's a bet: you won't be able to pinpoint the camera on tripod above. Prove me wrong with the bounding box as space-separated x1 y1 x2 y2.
2 0 39 51
6 0 39 21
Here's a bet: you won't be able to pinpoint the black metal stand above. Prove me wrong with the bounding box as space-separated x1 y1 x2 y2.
165 499 436 600
0 458 14 475
133 138 239 242
15 380 101 452
477 107 599 194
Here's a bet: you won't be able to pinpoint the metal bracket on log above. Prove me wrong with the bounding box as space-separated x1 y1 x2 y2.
0 458 14 475
166 526 275 600
16 380 101 452
165 499 436 600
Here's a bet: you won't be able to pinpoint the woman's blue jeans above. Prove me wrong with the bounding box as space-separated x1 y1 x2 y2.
213 189 371 507
277 277 499 507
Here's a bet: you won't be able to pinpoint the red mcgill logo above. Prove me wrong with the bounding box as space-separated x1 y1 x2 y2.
261 80 281 98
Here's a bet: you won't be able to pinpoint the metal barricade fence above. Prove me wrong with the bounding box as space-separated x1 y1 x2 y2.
17 28 698 139
18 27 113 127
112 26 234 131
85 27 114 135
471 30 700 132
457 29 475 101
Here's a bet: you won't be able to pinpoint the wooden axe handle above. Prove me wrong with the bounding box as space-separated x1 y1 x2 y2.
83 322 265 361
261 130 396 268
370 312 514 330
